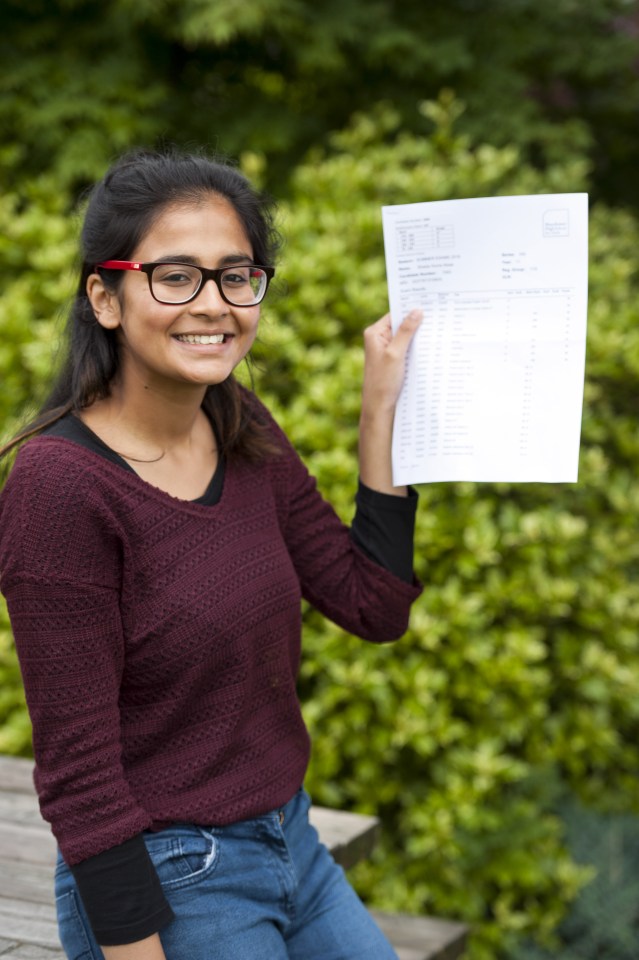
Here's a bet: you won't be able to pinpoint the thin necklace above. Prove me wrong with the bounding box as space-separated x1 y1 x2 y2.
117 450 166 464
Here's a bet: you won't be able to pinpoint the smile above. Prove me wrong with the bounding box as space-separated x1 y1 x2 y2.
175 334 228 344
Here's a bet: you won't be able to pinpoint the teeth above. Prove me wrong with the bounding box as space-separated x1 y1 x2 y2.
176 334 225 344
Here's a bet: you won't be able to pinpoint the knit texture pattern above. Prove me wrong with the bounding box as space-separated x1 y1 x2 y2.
0 401 421 866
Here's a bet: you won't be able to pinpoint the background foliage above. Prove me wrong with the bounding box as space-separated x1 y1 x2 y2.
504 796 639 959
255 108 639 958
1 2 639 957
2 0 639 207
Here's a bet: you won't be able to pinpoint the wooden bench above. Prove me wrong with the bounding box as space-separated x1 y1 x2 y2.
0 756 467 959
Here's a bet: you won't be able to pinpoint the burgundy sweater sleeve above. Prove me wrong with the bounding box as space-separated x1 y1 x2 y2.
266 423 422 640
0 447 174 942
0 448 153 862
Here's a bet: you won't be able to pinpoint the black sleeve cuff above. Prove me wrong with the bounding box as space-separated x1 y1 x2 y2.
70 833 174 946
350 480 418 584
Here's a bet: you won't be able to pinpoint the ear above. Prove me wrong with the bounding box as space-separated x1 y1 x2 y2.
86 273 122 330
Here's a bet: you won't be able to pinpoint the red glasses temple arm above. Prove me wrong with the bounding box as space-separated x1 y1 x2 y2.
95 261 143 271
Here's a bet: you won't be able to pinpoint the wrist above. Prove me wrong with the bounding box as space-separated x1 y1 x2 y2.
359 398 397 424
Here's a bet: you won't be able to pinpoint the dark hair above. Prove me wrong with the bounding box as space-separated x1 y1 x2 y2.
2 148 281 460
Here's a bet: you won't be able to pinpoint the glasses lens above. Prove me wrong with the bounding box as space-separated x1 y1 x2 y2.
221 266 267 305
151 263 202 303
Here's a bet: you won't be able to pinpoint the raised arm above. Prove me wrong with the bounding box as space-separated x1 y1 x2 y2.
358 310 422 496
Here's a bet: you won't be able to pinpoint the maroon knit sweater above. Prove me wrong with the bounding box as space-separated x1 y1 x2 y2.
0 407 420 867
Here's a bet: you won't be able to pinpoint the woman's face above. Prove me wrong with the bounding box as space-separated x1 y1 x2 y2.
89 196 261 397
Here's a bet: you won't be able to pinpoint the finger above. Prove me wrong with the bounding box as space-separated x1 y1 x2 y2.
364 313 392 338
393 309 423 345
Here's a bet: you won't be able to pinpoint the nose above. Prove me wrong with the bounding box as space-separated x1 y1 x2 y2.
190 276 229 312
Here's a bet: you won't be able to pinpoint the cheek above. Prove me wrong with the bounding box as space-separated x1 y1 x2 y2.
242 310 260 344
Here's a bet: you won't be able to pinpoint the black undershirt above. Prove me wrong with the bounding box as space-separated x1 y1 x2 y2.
43 413 418 945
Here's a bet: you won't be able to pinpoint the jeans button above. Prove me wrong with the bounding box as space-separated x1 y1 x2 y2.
279 810 285 825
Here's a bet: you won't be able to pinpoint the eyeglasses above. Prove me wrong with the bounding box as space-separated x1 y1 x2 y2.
96 260 274 307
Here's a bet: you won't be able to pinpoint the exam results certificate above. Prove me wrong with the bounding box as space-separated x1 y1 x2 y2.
382 194 589 484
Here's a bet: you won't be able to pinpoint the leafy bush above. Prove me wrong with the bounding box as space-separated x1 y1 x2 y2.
2 100 639 957
505 794 639 959
250 102 639 958
3 0 639 208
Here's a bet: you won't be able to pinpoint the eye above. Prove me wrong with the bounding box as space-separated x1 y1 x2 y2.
221 268 251 287
153 264 200 285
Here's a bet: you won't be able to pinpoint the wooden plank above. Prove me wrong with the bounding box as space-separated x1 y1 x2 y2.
0 760 52 876
0 824 56 868
0 793 47 830
0 900 56 927
1 945 63 959
0 861 55 906
309 805 379 869
372 911 468 960
0 759 36 796
0 899 58 950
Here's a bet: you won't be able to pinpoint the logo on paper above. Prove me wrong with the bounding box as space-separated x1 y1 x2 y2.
543 209 570 238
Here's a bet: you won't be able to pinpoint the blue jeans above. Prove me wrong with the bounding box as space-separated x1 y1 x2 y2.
54 788 398 959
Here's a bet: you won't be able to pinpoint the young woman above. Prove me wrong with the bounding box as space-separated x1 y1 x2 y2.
0 150 422 960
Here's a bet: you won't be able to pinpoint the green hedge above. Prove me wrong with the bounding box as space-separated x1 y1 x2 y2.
252 103 639 957
505 794 639 959
2 102 639 957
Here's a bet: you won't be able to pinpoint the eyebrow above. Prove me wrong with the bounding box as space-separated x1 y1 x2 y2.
149 253 255 267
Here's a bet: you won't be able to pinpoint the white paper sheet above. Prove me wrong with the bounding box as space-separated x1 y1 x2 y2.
382 194 589 484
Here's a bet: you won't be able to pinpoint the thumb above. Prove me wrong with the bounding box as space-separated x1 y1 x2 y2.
394 308 423 345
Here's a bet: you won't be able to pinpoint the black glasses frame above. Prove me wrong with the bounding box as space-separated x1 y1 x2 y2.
96 260 275 307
